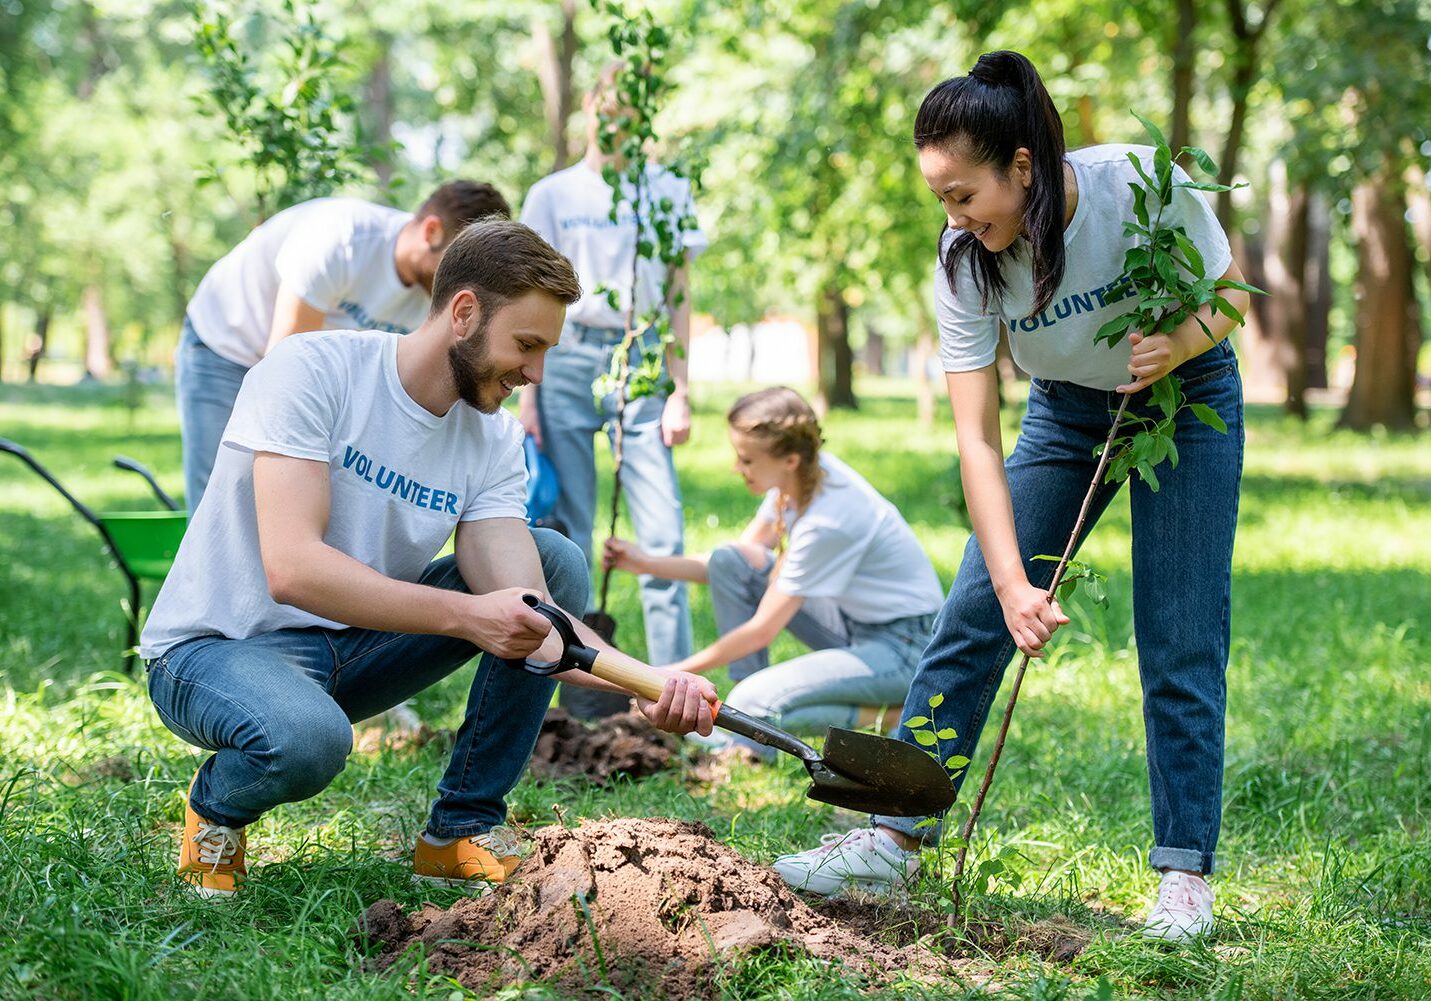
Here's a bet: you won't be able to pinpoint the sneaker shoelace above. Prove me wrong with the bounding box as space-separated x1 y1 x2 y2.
193 823 242 872
1155 874 1205 915
808 829 878 858
472 825 525 859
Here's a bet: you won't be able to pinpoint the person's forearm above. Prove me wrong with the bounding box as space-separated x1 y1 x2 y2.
265 539 474 636
675 619 775 674
1170 285 1250 366
959 437 1027 597
634 551 709 584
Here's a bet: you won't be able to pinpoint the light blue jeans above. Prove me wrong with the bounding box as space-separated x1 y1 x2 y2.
174 318 249 516
537 321 692 665
873 340 1244 875
145 528 587 837
706 545 933 735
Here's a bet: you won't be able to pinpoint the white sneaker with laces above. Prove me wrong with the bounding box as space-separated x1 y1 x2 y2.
772 828 921 897
1142 870 1215 943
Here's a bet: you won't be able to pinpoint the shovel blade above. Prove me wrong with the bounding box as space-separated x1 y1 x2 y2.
804 728 956 817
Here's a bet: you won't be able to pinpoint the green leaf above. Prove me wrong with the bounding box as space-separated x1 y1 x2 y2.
1132 109 1168 150
1211 295 1245 325
1181 145 1218 176
1174 232 1205 278
936 728 957 739
904 715 931 728
928 693 945 709
1190 403 1228 433
912 730 938 747
1215 277 1265 295
913 818 938 830
1137 460 1161 492
1154 143 1173 199
1150 377 1178 420
945 755 970 769
1126 155 1159 199
1131 184 1149 228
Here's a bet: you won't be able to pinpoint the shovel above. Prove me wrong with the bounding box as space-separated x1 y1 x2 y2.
513 595 955 817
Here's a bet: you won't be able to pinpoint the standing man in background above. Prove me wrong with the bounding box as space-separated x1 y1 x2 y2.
518 64 706 682
177 181 510 514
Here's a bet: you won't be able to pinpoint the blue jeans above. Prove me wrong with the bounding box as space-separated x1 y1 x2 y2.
174 318 250 516
874 341 1244 876
145 528 588 837
537 321 692 665
707 545 932 733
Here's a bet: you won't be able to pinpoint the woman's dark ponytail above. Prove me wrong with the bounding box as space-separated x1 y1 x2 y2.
914 50 1067 314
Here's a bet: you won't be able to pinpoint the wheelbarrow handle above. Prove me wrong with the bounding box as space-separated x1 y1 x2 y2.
0 437 105 530
113 456 181 512
518 595 817 760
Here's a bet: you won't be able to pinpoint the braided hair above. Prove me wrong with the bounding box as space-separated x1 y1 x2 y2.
726 387 825 567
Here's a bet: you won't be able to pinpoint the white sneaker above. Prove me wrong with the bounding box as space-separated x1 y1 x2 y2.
772 828 920 897
1142 870 1215 943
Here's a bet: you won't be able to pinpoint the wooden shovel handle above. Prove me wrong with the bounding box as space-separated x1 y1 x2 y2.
589 652 721 715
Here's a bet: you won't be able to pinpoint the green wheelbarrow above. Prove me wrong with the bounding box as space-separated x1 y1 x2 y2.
1 438 186 670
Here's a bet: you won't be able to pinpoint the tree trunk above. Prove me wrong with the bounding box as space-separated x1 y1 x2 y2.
1261 159 1310 418
1407 163 1431 289
862 322 885 376
533 0 579 172
366 34 395 187
1217 0 1282 227
1339 170 1420 430
815 281 857 411
1305 191 1332 389
1170 0 1197 164
26 308 50 382
83 284 112 381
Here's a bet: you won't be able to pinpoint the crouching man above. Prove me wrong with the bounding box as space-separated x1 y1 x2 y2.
139 220 716 897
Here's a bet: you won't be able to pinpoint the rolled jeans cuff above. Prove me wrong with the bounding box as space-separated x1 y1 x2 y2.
1148 845 1215 875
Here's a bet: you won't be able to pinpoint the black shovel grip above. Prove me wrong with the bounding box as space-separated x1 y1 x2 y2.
515 594 598 676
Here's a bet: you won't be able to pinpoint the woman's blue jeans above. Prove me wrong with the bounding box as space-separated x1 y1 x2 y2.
874 341 1244 876
145 528 588 838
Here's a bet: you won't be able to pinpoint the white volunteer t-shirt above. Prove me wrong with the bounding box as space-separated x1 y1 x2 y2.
520 162 708 329
186 198 429 368
140 330 527 659
756 453 943 624
936 144 1233 391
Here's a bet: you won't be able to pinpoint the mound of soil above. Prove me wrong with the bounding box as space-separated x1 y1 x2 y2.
526 708 682 783
359 817 963 997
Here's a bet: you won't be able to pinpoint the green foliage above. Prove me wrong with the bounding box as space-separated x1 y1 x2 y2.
1032 555 1108 607
586 0 703 410
190 0 372 221
1093 114 1261 491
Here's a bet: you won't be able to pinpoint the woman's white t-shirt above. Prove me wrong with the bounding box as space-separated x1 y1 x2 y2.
935 144 1233 391
756 453 943 624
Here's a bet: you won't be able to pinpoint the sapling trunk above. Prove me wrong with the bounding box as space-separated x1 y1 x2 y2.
594 166 648 623
948 392 1131 920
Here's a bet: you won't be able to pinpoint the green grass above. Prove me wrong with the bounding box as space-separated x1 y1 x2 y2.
0 378 1428 999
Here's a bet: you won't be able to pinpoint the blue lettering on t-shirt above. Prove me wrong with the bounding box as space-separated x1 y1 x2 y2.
1012 274 1135 337
336 300 411 335
341 445 459 514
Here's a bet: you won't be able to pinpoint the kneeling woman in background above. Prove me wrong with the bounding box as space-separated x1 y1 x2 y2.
603 387 943 745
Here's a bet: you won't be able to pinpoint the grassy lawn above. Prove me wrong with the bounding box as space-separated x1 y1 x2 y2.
0 378 1427 999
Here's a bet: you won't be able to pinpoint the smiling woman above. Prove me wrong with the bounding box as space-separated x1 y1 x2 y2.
773 51 1252 944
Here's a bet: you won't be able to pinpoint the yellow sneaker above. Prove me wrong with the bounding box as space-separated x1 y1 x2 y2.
177 777 247 898
412 826 526 890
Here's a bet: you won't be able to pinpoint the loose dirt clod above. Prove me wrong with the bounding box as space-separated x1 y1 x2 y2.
526 708 681 783
359 817 964 997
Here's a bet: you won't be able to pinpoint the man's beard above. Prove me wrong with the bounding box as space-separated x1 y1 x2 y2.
448 317 503 414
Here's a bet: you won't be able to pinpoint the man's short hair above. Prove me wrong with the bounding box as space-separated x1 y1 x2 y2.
429 220 582 316
415 181 512 242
